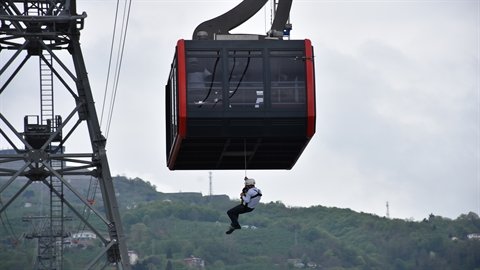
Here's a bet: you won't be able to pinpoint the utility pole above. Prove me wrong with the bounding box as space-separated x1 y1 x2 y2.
0 1 130 269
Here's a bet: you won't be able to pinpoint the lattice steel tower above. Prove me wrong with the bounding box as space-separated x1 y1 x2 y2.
0 1 130 269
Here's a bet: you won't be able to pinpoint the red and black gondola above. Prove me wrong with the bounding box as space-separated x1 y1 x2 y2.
166 39 315 170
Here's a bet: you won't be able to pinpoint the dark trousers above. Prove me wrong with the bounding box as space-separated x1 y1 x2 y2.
227 204 253 228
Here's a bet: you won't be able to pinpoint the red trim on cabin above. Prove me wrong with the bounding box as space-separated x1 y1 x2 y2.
168 40 187 170
304 39 316 138
177 39 187 138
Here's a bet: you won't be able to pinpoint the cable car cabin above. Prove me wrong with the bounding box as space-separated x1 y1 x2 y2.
166 39 315 170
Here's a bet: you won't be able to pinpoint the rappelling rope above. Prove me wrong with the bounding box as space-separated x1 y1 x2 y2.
244 139 247 178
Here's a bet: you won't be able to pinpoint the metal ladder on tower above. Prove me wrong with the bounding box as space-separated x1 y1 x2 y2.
36 11 66 267
49 158 64 270
43 50 66 270
40 52 54 127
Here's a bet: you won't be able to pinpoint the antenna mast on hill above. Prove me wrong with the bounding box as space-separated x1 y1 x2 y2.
209 171 213 196
0 1 130 269
386 201 390 219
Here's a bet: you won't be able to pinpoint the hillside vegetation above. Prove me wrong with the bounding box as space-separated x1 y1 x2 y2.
0 176 479 269
116 177 480 270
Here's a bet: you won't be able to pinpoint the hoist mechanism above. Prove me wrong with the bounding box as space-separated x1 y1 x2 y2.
192 0 292 40
166 0 316 170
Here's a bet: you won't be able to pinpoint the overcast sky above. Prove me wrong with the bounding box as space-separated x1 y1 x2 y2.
1 0 479 221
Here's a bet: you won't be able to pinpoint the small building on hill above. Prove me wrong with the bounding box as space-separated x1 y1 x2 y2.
184 255 205 269
467 233 480 240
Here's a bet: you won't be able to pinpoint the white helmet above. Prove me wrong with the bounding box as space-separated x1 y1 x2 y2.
245 178 255 185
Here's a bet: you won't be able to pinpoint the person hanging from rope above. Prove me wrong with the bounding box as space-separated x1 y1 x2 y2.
225 176 262 234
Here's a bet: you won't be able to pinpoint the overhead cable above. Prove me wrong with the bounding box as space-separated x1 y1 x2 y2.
100 0 121 129
100 0 133 139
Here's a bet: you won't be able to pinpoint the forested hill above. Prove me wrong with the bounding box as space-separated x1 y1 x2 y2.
0 174 478 269
112 177 480 270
